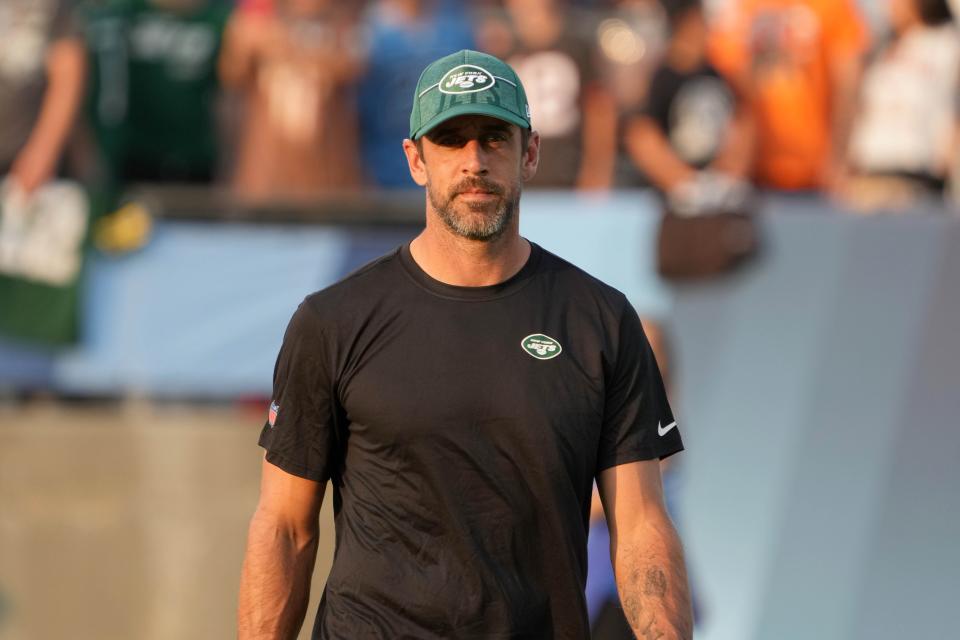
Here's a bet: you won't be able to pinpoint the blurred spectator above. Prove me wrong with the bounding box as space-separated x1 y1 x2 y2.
710 0 869 193
625 0 754 214
593 0 669 187
81 0 231 191
0 0 89 301
480 0 618 189
357 0 475 189
0 0 86 196
81 0 229 191
843 0 959 210
220 0 363 200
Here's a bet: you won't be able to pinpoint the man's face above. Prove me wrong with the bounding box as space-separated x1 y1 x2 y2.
404 115 539 242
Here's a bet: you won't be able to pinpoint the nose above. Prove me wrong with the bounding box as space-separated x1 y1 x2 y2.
459 138 489 175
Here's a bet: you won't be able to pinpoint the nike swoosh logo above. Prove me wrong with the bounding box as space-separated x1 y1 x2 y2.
658 421 678 437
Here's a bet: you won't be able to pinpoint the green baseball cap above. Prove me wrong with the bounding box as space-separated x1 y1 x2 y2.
409 49 531 140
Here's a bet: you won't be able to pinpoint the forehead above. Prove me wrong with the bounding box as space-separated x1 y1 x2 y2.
426 114 518 137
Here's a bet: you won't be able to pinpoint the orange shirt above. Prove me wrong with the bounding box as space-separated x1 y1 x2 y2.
710 0 867 189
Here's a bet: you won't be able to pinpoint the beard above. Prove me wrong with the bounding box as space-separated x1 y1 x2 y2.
427 175 521 242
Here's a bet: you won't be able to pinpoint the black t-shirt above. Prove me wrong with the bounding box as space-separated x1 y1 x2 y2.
259 241 683 639
642 63 735 169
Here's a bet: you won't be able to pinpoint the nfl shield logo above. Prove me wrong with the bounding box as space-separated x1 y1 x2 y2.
268 401 279 427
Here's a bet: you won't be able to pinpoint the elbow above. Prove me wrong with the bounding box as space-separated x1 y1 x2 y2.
248 506 319 554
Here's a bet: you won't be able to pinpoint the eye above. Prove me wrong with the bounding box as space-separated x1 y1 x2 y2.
483 131 509 145
435 134 464 147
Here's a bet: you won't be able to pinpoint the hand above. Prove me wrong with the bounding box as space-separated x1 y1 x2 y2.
819 157 852 203
575 166 613 192
9 143 58 196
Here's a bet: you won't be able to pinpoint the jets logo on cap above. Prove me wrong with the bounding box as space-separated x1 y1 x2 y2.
439 65 496 94
521 334 562 360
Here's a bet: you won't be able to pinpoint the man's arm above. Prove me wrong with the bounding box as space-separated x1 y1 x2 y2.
625 116 697 193
238 458 326 639
709 81 756 180
10 37 86 195
576 83 618 191
597 459 692 640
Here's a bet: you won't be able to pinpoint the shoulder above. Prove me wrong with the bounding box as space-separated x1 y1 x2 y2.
299 246 405 322
534 245 632 315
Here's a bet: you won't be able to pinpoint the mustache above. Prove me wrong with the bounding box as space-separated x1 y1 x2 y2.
449 177 506 197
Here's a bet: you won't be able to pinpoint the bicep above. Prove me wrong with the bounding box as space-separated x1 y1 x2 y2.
256 456 326 532
597 459 669 538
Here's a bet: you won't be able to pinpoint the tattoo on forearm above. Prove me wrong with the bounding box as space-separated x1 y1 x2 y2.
617 543 692 640
643 567 667 597
637 616 666 640
621 564 669 638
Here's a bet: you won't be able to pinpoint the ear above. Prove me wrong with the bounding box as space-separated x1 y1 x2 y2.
402 138 428 187
521 130 540 183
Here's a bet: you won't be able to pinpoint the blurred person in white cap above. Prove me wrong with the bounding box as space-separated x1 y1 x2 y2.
238 49 692 639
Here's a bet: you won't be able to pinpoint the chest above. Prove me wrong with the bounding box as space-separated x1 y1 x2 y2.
335 300 607 459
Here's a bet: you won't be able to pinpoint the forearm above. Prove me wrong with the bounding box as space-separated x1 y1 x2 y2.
238 508 319 639
576 85 617 190
825 54 863 182
626 118 696 192
710 105 755 179
612 518 692 640
24 39 86 160
218 15 261 90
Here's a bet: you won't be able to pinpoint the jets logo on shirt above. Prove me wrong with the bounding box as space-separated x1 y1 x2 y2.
439 65 496 94
521 334 562 360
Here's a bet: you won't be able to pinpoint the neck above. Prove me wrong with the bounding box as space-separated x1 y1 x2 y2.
409 205 530 287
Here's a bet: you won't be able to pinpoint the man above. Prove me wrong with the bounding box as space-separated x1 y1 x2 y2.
627 0 754 215
356 0 475 189
238 50 692 639
0 0 88 344
1 0 85 196
709 0 868 193
82 0 231 187
219 0 364 199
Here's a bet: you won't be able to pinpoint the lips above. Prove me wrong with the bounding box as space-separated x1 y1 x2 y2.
453 182 503 199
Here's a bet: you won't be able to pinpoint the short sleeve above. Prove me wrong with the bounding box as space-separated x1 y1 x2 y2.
258 301 339 483
596 300 683 473
639 66 674 132
53 0 82 41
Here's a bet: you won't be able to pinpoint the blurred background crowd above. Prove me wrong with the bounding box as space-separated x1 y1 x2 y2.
2 0 959 219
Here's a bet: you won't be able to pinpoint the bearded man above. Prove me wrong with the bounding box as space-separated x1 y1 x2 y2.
238 49 692 640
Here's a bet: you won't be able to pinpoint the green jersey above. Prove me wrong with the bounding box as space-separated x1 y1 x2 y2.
83 0 231 183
